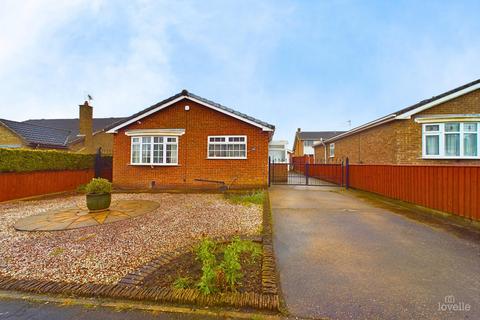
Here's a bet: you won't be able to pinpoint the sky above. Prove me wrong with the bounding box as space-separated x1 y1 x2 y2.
1 0 479 145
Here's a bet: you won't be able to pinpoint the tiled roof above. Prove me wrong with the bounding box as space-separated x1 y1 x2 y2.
24 117 126 143
393 78 480 117
0 119 70 148
105 90 275 132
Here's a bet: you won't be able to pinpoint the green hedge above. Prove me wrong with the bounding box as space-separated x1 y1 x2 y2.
0 149 95 173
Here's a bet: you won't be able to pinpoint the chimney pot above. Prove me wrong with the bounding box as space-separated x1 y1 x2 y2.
297 128 301 132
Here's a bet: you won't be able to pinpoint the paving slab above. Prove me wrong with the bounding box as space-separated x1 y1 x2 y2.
13 200 160 231
270 185 480 320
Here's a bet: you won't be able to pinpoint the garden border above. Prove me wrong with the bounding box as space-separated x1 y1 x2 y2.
0 191 280 311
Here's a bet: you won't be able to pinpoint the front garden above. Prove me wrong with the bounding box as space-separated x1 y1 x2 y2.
0 192 262 284
0 187 279 311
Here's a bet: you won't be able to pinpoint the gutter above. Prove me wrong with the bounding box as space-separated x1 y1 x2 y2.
319 138 327 164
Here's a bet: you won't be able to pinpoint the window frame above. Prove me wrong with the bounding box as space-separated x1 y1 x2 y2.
207 135 248 160
130 136 179 166
422 122 479 159
329 143 335 158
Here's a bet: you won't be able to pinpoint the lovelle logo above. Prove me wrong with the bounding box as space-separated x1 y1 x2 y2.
438 295 471 312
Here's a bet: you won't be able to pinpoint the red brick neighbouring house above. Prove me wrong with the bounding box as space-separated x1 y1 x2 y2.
106 90 275 189
314 79 480 165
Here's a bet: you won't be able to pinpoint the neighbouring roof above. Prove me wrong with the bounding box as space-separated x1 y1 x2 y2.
0 118 70 149
106 90 275 133
322 78 480 143
24 117 126 143
296 131 345 141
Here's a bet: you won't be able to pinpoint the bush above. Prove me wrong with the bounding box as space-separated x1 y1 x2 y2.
85 178 112 194
0 149 94 173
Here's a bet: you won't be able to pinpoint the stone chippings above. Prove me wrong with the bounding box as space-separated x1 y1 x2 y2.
0 192 281 311
0 193 261 284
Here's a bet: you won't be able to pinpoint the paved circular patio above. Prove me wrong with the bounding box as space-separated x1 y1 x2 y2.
14 200 160 231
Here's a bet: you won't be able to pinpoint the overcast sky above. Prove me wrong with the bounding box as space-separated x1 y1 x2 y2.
1 0 479 145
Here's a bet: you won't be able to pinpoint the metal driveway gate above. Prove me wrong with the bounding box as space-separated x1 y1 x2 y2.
268 159 349 187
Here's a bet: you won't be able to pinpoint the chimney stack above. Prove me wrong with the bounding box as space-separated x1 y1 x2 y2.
297 128 301 132
79 101 94 154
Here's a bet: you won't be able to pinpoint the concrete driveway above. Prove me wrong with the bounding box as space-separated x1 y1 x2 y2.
270 185 480 320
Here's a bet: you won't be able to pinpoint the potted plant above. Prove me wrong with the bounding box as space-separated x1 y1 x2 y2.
85 178 112 211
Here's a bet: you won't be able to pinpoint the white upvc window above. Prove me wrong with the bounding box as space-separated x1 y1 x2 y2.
208 135 247 159
422 122 479 159
131 136 178 165
329 143 335 158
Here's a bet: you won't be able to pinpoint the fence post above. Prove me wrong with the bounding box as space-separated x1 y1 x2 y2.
268 157 271 187
305 162 309 185
345 157 349 189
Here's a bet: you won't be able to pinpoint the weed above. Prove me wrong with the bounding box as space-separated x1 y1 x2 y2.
189 237 263 294
50 247 64 257
173 276 192 289
195 238 217 295
219 236 262 291
225 190 264 206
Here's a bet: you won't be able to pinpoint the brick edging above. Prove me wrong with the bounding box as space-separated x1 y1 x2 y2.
0 275 279 310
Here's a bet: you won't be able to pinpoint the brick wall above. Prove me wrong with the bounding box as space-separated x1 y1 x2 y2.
0 125 26 147
293 136 304 156
314 88 480 165
112 99 271 189
397 89 480 164
314 122 399 164
70 132 114 155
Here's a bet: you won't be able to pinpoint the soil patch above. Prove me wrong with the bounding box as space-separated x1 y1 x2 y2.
143 245 263 293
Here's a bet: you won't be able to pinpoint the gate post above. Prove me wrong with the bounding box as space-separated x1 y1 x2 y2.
94 147 102 178
345 157 349 189
341 160 344 187
305 162 309 185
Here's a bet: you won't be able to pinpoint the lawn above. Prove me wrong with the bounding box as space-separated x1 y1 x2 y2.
0 193 262 284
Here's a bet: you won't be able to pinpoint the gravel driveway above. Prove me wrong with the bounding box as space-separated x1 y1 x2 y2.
0 193 261 284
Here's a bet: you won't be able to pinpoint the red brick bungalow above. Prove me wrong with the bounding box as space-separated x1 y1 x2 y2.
314 79 480 165
106 90 275 189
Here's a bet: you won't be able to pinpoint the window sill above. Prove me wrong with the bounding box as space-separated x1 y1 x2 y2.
422 156 479 160
129 163 179 166
206 157 247 160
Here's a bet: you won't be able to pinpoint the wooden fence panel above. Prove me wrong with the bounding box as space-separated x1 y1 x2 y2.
307 164 343 185
348 165 480 221
0 169 94 202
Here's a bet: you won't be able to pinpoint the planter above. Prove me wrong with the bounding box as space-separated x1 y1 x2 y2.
86 193 111 211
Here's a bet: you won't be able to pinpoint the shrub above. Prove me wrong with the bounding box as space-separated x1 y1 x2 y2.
0 149 94 173
225 190 264 206
85 178 112 194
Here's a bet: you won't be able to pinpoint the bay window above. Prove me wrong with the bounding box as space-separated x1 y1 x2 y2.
131 136 178 165
422 122 479 159
208 136 247 159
